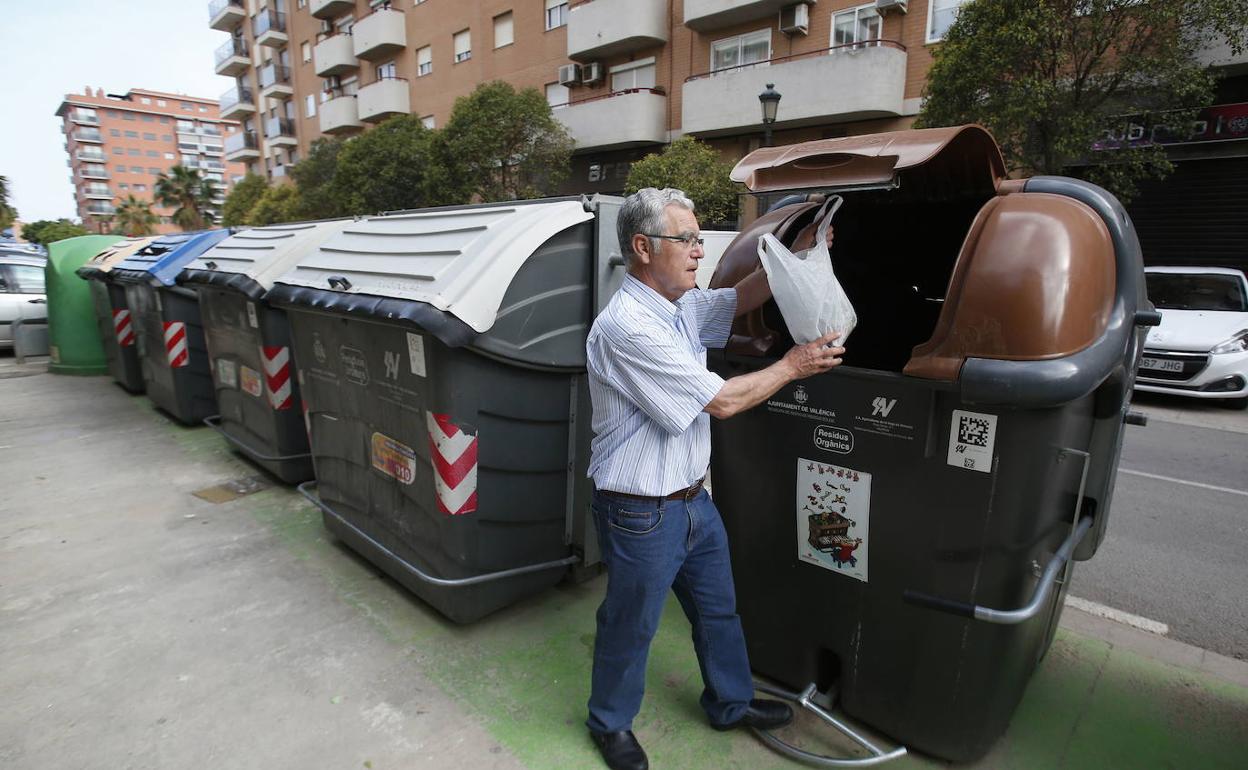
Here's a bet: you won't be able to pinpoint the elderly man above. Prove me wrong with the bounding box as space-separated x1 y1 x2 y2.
586 188 844 770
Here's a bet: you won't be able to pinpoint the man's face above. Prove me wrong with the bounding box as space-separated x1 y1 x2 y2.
633 204 704 302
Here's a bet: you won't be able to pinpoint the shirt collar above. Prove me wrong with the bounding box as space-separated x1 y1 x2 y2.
622 274 681 323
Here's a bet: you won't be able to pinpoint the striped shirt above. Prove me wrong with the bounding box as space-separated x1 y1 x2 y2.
586 274 737 495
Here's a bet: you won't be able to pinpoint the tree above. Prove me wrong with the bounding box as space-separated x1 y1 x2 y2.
626 137 740 228
247 184 303 226
155 165 218 231
290 138 348 220
916 0 1248 202
0 175 17 232
441 81 574 202
331 114 447 214
221 174 269 227
21 219 89 246
111 195 158 236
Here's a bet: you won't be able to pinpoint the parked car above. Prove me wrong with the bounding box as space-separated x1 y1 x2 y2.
1136 266 1248 408
0 254 47 350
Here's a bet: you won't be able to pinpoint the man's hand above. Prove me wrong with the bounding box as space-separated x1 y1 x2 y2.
781 331 845 379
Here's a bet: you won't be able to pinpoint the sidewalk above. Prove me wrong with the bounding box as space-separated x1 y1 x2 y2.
2 369 1246 769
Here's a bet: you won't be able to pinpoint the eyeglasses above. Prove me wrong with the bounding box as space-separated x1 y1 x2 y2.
641 232 705 248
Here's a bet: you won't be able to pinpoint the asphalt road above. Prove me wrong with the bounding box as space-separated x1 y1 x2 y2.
1071 390 1248 660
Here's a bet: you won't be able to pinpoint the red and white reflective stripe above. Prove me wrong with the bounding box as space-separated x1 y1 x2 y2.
261 346 293 410
163 321 188 368
427 412 478 516
112 309 134 347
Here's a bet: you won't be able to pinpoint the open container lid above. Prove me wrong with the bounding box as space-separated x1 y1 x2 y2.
75 236 157 281
179 219 355 300
731 125 1006 193
268 199 594 334
111 229 234 287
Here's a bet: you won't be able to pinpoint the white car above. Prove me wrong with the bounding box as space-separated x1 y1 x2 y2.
1136 266 1248 409
0 255 48 350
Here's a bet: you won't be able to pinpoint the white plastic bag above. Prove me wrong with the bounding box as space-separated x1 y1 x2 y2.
756 196 857 345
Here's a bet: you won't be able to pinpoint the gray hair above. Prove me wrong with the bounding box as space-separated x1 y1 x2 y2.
617 187 696 263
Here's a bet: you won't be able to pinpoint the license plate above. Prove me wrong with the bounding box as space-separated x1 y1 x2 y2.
1140 357 1184 373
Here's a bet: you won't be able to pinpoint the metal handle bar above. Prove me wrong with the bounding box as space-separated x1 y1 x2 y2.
903 514 1094 624
751 681 907 767
296 481 580 588
203 415 312 462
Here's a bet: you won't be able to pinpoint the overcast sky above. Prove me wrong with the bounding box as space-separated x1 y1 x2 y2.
1 1 232 224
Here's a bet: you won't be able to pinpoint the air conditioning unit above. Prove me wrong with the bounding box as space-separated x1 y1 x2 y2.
779 3 811 36
875 0 908 15
581 62 603 86
319 19 333 34
558 63 582 87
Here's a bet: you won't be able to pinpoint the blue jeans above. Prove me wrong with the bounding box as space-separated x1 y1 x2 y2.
586 487 754 733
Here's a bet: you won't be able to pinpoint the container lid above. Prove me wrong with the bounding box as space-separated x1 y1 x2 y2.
75 236 157 281
271 200 594 333
179 219 355 299
112 229 234 286
730 125 1006 193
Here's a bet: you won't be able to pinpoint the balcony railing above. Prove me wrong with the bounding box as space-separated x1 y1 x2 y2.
352 6 406 61
208 0 245 30
79 167 110 179
224 130 260 158
552 88 668 150
219 86 255 115
75 149 106 162
259 63 292 90
214 37 248 66
357 76 410 123
264 117 297 140
72 129 104 143
683 0 794 31
319 94 363 135
311 0 355 20
253 9 287 43
70 111 99 125
86 203 116 216
314 31 358 77
568 0 667 60
84 186 112 199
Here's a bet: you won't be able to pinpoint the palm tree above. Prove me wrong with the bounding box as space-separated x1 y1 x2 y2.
112 195 158 236
0 174 18 231
154 165 218 232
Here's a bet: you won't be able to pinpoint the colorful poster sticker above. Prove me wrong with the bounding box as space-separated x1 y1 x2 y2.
371 432 417 485
796 458 871 583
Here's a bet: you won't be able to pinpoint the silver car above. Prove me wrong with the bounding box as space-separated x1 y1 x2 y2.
0 254 47 350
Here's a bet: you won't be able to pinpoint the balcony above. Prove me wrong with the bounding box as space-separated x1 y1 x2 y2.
201 159 227 172
224 130 261 161
75 149 106 163
319 95 363 135
352 7 406 61
86 203 116 216
311 0 354 20
83 186 112 200
202 144 225 156
271 164 289 180
214 37 249 77
315 32 358 77
70 111 99 126
253 9 288 48
219 86 256 120
72 129 104 143
683 0 795 31
681 42 907 136
357 77 410 123
79 167 110 180
555 88 668 151
568 0 667 61
265 117 298 148
259 63 294 100
208 0 245 31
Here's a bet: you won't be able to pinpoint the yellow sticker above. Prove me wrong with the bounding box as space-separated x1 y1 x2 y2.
240 365 263 398
371 432 417 485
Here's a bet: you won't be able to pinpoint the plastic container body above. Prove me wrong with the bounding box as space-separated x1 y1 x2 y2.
46 235 122 374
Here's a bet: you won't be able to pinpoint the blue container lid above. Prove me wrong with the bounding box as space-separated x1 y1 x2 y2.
113 229 234 286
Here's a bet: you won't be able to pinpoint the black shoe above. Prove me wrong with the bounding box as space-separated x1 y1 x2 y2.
712 698 794 731
589 729 649 770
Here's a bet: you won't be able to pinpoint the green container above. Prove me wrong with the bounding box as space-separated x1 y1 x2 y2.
47 235 123 375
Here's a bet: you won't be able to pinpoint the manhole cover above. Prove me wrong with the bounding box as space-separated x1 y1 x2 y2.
192 475 271 504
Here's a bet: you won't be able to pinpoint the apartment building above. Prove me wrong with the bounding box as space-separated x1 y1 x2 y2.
56 88 247 234
209 0 969 188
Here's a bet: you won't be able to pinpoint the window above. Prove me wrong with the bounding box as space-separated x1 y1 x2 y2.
610 59 656 91
6 265 45 294
141 114 154 122
127 148 140 156
134 183 147 192
177 120 195 132
130 165 143 173
165 152 175 160
833 5 881 49
159 116 170 124
417 45 432 76
301 41 311 62
118 183 129 190
148 167 161 175
161 134 172 141
420 115 436 128
109 129 121 137
181 101 193 110
494 12 513 49
545 82 568 109
124 130 138 138
928 0 970 43
199 106 208 113
146 150 159 157
123 113 136 121
711 29 770 72
140 96 151 104
157 99 166 106
305 94 317 118
106 110 119 118
115 164 126 172
143 132 156 140
376 61 397 80
545 0 567 31
454 30 471 63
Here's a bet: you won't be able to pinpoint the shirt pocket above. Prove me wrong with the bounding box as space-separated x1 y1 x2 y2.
606 499 664 536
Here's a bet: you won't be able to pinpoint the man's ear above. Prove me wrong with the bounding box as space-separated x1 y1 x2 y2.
631 233 652 266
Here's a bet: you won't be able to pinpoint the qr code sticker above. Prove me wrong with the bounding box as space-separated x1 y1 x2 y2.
958 416 991 447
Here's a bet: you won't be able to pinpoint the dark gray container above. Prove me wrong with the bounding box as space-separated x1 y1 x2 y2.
268 198 621 623
75 237 157 393
708 128 1154 762
180 221 354 484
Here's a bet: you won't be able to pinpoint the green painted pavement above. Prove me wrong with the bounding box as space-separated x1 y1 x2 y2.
228 481 1247 769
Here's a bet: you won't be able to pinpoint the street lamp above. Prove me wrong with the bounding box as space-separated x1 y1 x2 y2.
759 83 782 147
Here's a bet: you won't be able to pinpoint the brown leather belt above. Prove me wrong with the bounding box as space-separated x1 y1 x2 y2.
601 478 705 502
